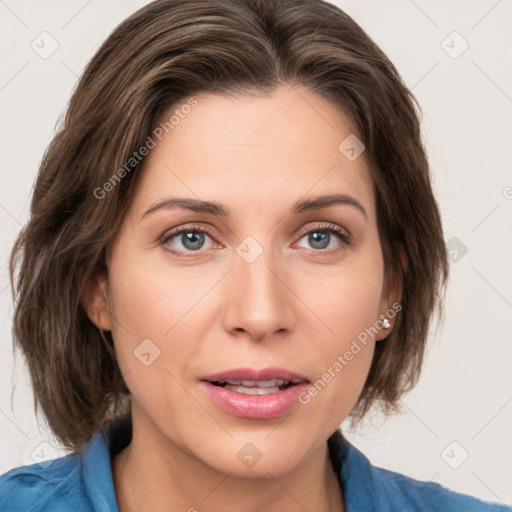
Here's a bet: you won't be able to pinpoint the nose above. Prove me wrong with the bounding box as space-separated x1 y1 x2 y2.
222 247 296 342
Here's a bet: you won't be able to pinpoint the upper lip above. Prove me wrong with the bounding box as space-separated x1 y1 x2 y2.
200 367 309 384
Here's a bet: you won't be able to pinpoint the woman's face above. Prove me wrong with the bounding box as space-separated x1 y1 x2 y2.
86 84 398 477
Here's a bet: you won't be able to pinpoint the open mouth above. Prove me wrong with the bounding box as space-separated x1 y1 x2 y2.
209 379 296 395
200 374 310 418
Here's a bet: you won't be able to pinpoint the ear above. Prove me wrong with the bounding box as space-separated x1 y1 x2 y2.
80 264 113 331
375 243 408 341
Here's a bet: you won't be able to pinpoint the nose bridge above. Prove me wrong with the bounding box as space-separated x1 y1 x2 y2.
224 238 293 339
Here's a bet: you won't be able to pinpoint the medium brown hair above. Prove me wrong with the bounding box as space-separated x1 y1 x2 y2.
9 0 448 452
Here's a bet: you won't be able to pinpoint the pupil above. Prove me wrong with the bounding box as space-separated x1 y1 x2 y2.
182 232 204 250
309 232 329 249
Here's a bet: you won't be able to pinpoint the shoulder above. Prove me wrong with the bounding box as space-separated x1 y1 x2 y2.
0 455 87 512
0 452 90 512
371 464 510 511
329 431 510 512
0 420 129 512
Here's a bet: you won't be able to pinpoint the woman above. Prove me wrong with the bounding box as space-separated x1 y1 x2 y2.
0 0 508 510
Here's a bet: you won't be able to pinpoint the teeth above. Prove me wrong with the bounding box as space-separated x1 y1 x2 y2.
223 379 290 388
224 384 281 395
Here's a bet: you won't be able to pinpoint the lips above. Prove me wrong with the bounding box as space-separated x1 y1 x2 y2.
199 367 310 419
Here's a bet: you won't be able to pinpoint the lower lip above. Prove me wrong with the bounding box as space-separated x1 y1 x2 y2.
200 381 310 419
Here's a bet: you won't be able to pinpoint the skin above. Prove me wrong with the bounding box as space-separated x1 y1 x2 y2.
82 84 402 512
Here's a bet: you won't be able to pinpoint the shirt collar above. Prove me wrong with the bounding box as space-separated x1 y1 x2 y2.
328 428 380 512
81 416 131 512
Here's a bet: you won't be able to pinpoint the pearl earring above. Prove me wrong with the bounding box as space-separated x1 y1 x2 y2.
382 318 391 329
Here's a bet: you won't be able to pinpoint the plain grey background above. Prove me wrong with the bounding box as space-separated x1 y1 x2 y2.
0 0 510 506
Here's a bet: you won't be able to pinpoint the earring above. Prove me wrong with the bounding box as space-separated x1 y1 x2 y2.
382 318 391 329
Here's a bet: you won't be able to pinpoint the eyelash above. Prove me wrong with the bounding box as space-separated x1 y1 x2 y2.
159 222 352 257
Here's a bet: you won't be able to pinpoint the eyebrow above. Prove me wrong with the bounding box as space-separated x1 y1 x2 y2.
141 193 368 220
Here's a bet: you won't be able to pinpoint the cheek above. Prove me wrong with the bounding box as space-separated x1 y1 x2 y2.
295 242 384 415
298 237 384 345
105 252 206 427
107 241 214 341
105 244 219 390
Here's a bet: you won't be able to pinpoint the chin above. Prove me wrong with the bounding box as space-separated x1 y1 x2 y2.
201 430 313 478
218 450 303 479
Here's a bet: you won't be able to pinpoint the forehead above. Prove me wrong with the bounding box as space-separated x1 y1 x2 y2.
130 85 375 220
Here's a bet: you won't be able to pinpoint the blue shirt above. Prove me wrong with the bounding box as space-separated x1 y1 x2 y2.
0 417 509 511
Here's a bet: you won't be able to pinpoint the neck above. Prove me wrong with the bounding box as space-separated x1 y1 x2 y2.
112 409 345 512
